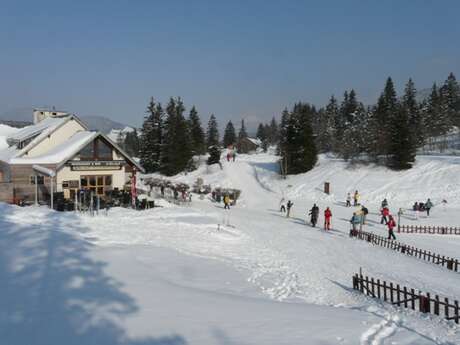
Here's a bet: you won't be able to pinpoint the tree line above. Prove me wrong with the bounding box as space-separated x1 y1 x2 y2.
312 72 460 169
122 72 459 176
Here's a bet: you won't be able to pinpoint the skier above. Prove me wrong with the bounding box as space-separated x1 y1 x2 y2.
387 215 396 240
324 207 332 230
361 205 369 224
223 194 230 210
380 206 389 224
233 152 236 162
381 198 388 208
286 200 293 218
353 190 360 206
226 152 231 162
413 202 419 220
279 198 286 213
309 204 319 227
425 198 433 216
350 212 360 231
346 193 351 207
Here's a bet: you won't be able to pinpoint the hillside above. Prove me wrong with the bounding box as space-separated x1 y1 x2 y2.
1 139 460 343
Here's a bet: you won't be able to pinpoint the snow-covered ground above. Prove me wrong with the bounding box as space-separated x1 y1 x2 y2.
1 127 460 344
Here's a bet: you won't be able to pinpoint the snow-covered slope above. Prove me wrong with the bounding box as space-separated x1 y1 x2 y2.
1 152 460 344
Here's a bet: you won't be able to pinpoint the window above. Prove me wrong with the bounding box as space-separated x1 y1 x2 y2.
80 175 113 195
77 138 113 161
30 175 44 185
97 139 112 160
79 142 95 160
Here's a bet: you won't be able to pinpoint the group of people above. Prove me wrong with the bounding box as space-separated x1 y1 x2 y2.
308 204 333 230
412 199 433 218
379 198 396 240
226 151 237 162
346 190 360 207
280 198 333 230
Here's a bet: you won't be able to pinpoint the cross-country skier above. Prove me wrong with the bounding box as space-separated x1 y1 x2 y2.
286 200 293 218
324 207 332 230
309 204 319 227
346 193 351 207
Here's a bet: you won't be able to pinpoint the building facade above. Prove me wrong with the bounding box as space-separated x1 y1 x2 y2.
0 111 143 205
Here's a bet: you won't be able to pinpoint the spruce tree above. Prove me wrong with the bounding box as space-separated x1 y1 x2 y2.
124 129 140 157
188 106 206 155
139 98 163 173
223 120 236 147
440 72 460 127
388 105 416 170
277 108 290 156
402 78 422 147
372 77 399 162
206 114 220 148
160 97 193 175
207 145 221 165
256 123 268 151
279 103 317 174
238 119 248 141
268 117 279 145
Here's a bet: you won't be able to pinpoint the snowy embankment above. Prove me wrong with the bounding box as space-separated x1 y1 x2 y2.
1 133 460 344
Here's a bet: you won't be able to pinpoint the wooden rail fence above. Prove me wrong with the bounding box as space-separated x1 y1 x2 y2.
398 225 460 235
353 273 459 324
349 230 459 272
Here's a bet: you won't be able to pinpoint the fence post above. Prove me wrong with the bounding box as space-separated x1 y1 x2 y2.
434 295 440 316
445 298 450 319
447 259 454 271
455 301 459 324
419 293 429 313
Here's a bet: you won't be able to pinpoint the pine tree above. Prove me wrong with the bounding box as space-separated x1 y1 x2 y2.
402 78 422 146
425 83 449 137
223 121 236 147
440 72 460 127
160 97 193 175
372 77 399 162
207 145 221 165
188 106 206 155
388 104 416 170
139 98 163 173
206 114 219 148
124 129 140 157
238 119 248 141
325 95 340 154
268 117 279 145
277 108 290 156
256 123 268 151
279 103 317 174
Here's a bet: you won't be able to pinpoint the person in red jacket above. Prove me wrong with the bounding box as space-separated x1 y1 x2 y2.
324 207 332 230
380 207 389 225
387 215 396 240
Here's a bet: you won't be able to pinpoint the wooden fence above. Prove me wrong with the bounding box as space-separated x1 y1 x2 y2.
398 225 460 235
349 230 459 272
353 273 459 324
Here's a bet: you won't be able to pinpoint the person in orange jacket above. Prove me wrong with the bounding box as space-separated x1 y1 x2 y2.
324 207 332 230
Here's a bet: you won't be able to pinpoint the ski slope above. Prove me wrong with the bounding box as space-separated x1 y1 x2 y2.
1 132 460 344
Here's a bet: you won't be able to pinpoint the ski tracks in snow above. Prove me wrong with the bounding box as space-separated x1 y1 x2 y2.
360 313 399 345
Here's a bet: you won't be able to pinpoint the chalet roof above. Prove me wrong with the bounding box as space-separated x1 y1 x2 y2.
7 130 144 172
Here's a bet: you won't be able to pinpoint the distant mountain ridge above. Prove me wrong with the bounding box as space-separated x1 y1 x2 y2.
0 107 129 133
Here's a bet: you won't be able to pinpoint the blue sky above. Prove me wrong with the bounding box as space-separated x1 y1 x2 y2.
0 0 459 129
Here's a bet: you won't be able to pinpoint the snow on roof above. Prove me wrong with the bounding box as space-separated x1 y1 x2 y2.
0 124 20 151
9 131 97 165
247 137 262 146
7 116 67 143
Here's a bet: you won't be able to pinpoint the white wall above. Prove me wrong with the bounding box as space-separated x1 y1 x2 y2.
25 119 86 157
56 165 128 192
